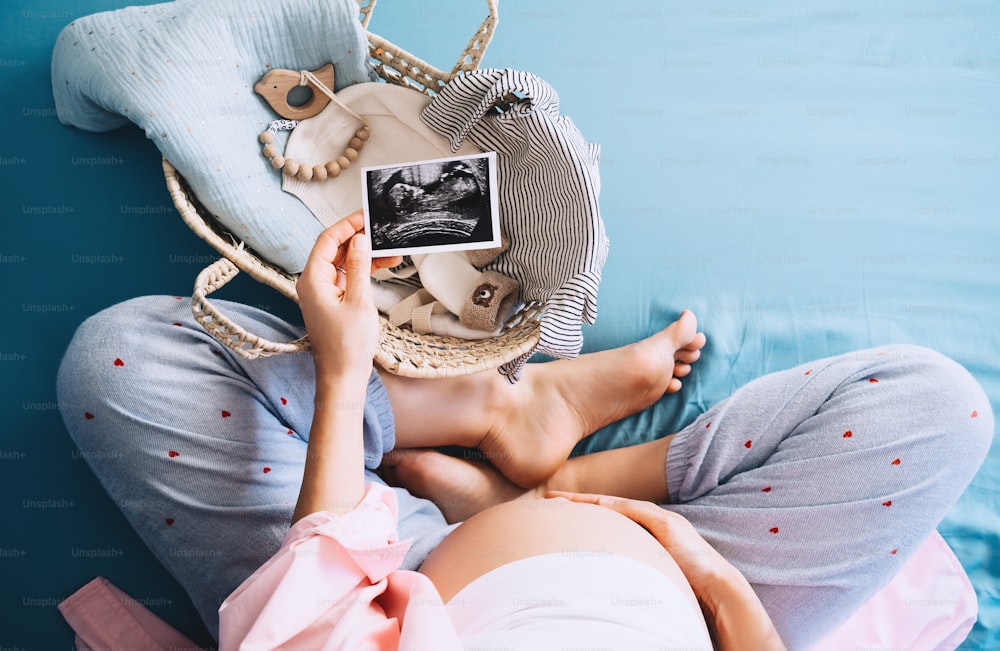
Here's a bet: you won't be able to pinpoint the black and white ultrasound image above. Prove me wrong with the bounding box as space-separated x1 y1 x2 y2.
365 155 496 252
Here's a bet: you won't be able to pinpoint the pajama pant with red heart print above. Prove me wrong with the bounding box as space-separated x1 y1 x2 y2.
57 295 992 647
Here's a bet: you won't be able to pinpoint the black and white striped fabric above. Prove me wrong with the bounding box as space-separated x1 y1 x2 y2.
422 69 610 380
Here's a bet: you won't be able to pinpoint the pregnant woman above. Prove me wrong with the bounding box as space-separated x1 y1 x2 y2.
58 213 991 650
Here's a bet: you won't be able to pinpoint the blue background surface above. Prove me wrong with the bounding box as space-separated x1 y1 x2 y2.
2 0 998 648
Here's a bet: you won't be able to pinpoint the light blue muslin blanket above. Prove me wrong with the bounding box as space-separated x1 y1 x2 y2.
52 0 375 273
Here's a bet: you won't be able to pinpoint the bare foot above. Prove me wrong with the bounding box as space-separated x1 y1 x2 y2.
478 310 705 487
381 448 537 523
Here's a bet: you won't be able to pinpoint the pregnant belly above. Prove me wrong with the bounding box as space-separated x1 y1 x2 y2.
418 497 698 609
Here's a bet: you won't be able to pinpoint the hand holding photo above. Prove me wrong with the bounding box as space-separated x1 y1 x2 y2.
361 152 501 257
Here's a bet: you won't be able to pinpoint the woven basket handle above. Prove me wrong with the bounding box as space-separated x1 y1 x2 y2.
191 257 311 359
361 0 499 92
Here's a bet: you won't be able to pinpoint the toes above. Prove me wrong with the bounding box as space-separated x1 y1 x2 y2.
673 362 692 378
665 377 683 393
674 310 698 341
676 347 701 364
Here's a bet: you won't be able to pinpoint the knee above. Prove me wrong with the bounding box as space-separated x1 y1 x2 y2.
57 295 184 424
880 344 993 466
59 295 177 369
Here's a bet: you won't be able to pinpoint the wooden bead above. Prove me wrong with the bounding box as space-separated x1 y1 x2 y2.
261 119 368 181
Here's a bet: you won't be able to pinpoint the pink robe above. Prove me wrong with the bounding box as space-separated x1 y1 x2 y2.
218 483 463 650
59 481 977 650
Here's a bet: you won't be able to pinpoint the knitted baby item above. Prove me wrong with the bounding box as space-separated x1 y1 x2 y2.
374 235 519 335
371 281 501 340
410 252 520 332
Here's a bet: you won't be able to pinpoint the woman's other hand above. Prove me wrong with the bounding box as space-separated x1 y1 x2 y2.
545 491 730 594
295 211 401 381
546 490 787 650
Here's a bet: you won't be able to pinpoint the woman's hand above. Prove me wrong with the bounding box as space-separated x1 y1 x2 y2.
547 491 787 651
292 212 400 523
546 491 730 590
295 211 400 381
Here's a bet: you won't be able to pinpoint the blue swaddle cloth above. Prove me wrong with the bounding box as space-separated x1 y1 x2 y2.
51 0 374 273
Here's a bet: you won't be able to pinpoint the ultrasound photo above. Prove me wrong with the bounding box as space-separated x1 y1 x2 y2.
361 152 501 257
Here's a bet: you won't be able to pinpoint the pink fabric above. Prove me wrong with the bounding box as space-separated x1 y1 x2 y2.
60 484 978 650
58 576 200 651
218 482 463 650
813 529 977 651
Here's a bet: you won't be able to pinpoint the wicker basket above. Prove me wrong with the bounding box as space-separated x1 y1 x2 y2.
163 0 544 378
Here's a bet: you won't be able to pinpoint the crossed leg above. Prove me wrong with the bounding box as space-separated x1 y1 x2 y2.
386 342 993 649
379 309 706 492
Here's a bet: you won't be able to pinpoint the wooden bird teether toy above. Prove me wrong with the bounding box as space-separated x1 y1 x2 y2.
254 62 335 120
255 64 372 182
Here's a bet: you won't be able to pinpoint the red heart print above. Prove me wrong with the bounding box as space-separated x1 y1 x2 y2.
280 397 288 406
890 549 898 555
744 440 753 449
113 358 124 367
883 500 892 507
84 412 95 420
168 450 179 458
869 378 879 383
761 486 772 493
705 421 711 429
221 410 232 418
263 467 271 474
971 410 978 418
769 527 779 534
172 322 182 327
287 429 294 436
891 458 901 466
843 430 853 438
165 518 175 526
804 370 812 375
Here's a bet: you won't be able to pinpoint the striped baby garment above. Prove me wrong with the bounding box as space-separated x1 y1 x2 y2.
422 69 610 380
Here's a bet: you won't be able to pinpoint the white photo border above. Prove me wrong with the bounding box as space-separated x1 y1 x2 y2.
361 151 501 258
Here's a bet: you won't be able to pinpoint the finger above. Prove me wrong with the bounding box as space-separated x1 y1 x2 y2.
372 255 404 272
305 213 365 274
545 490 628 511
546 491 664 523
545 490 605 504
342 233 373 303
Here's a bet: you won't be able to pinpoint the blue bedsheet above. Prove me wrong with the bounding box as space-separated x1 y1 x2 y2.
4 0 998 648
